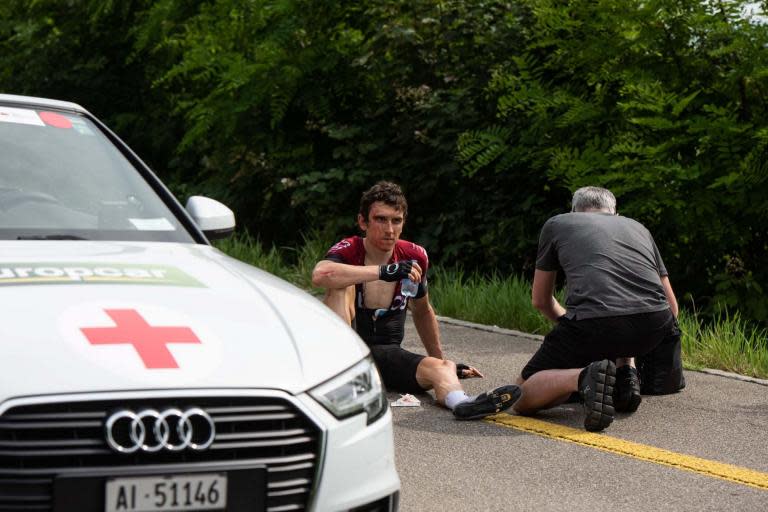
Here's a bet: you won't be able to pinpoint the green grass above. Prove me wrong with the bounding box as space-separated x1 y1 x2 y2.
214 232 292 282
215 234 768 379
428 267 559 335
289 232 334 293
214 230 331 294
679 309 768 379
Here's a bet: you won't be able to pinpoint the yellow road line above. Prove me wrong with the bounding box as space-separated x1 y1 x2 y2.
486 413 768 491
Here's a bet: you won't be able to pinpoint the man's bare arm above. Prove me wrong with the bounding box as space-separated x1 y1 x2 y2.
311 260 380 289
312 260 423 289
531 269 566 322
409 293 444 359
660 275 679 318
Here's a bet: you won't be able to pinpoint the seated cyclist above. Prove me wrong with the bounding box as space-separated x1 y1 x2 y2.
312 181 520 420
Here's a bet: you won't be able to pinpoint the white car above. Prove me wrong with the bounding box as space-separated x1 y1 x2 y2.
0 94 400 512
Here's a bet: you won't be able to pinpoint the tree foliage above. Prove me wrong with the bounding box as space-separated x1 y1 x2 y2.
1 0 767 322
459 0 768 321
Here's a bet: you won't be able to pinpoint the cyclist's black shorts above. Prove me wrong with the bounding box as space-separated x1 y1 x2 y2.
369 344 427 394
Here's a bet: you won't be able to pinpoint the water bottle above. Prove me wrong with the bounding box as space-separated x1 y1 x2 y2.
401 260 419 297
401 278 418 297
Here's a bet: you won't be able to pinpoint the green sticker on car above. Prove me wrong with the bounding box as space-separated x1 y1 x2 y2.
0 264 204 287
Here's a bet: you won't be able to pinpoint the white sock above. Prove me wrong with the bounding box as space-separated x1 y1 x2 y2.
444 390 471 410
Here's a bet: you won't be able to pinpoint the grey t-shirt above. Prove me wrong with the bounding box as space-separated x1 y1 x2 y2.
536 212 669 320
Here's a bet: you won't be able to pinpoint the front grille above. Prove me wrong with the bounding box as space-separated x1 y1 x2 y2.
0 396 322 511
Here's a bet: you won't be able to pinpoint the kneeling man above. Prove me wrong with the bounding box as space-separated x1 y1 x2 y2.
514 186 680 431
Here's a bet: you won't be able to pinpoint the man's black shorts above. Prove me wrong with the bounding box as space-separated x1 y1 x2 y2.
369 344 427 394
521 309 676 380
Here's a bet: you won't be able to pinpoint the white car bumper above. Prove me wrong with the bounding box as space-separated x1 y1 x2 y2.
0 389 400 512
297 394 400 511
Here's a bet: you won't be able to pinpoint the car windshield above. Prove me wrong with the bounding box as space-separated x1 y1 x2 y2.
0 104 195 242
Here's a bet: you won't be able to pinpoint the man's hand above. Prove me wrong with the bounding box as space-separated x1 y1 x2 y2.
378 260 419 282
456 363 484 379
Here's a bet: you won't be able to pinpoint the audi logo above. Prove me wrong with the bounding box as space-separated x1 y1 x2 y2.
105 408 216 454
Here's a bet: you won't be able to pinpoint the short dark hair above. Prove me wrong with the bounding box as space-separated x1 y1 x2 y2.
359 181 408 220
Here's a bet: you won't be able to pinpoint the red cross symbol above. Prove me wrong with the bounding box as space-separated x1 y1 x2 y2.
80 309 201 369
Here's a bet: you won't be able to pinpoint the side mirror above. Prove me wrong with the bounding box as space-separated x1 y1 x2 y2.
185 196 235 240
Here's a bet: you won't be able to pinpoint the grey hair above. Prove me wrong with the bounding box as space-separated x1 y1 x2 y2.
571 186 617 214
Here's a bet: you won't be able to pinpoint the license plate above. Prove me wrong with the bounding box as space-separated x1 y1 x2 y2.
105 473 227 512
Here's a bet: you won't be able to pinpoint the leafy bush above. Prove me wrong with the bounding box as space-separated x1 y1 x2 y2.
458 0 768 321
2 0 766 324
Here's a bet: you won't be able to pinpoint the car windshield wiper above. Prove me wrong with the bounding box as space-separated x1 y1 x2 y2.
17 234 89 240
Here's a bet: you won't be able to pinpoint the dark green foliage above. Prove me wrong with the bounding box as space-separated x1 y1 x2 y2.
459 0 768 321
1 0 767 323
0 0 184 171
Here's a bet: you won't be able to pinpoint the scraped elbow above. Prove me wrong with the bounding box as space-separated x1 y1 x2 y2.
311 269 326 288
311 261 332 288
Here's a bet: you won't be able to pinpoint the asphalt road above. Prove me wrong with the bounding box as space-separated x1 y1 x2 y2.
389 316 768 512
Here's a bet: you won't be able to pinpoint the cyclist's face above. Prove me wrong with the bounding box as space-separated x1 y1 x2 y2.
358 202 404 252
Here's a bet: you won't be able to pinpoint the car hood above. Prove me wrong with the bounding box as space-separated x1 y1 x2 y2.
0 241 368 399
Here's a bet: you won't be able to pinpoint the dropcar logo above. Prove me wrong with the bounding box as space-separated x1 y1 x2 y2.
105 408 216 454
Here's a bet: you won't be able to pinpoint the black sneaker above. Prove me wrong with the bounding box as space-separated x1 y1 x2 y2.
614 365 642 413
579 360 616 432
453 385 521 420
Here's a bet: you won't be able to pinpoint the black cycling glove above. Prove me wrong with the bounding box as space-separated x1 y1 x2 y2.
378 261 414 282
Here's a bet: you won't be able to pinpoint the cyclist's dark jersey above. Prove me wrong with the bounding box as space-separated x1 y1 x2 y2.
323 236 429 346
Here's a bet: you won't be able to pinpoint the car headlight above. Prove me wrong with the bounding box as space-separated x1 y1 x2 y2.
310 356 386 424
